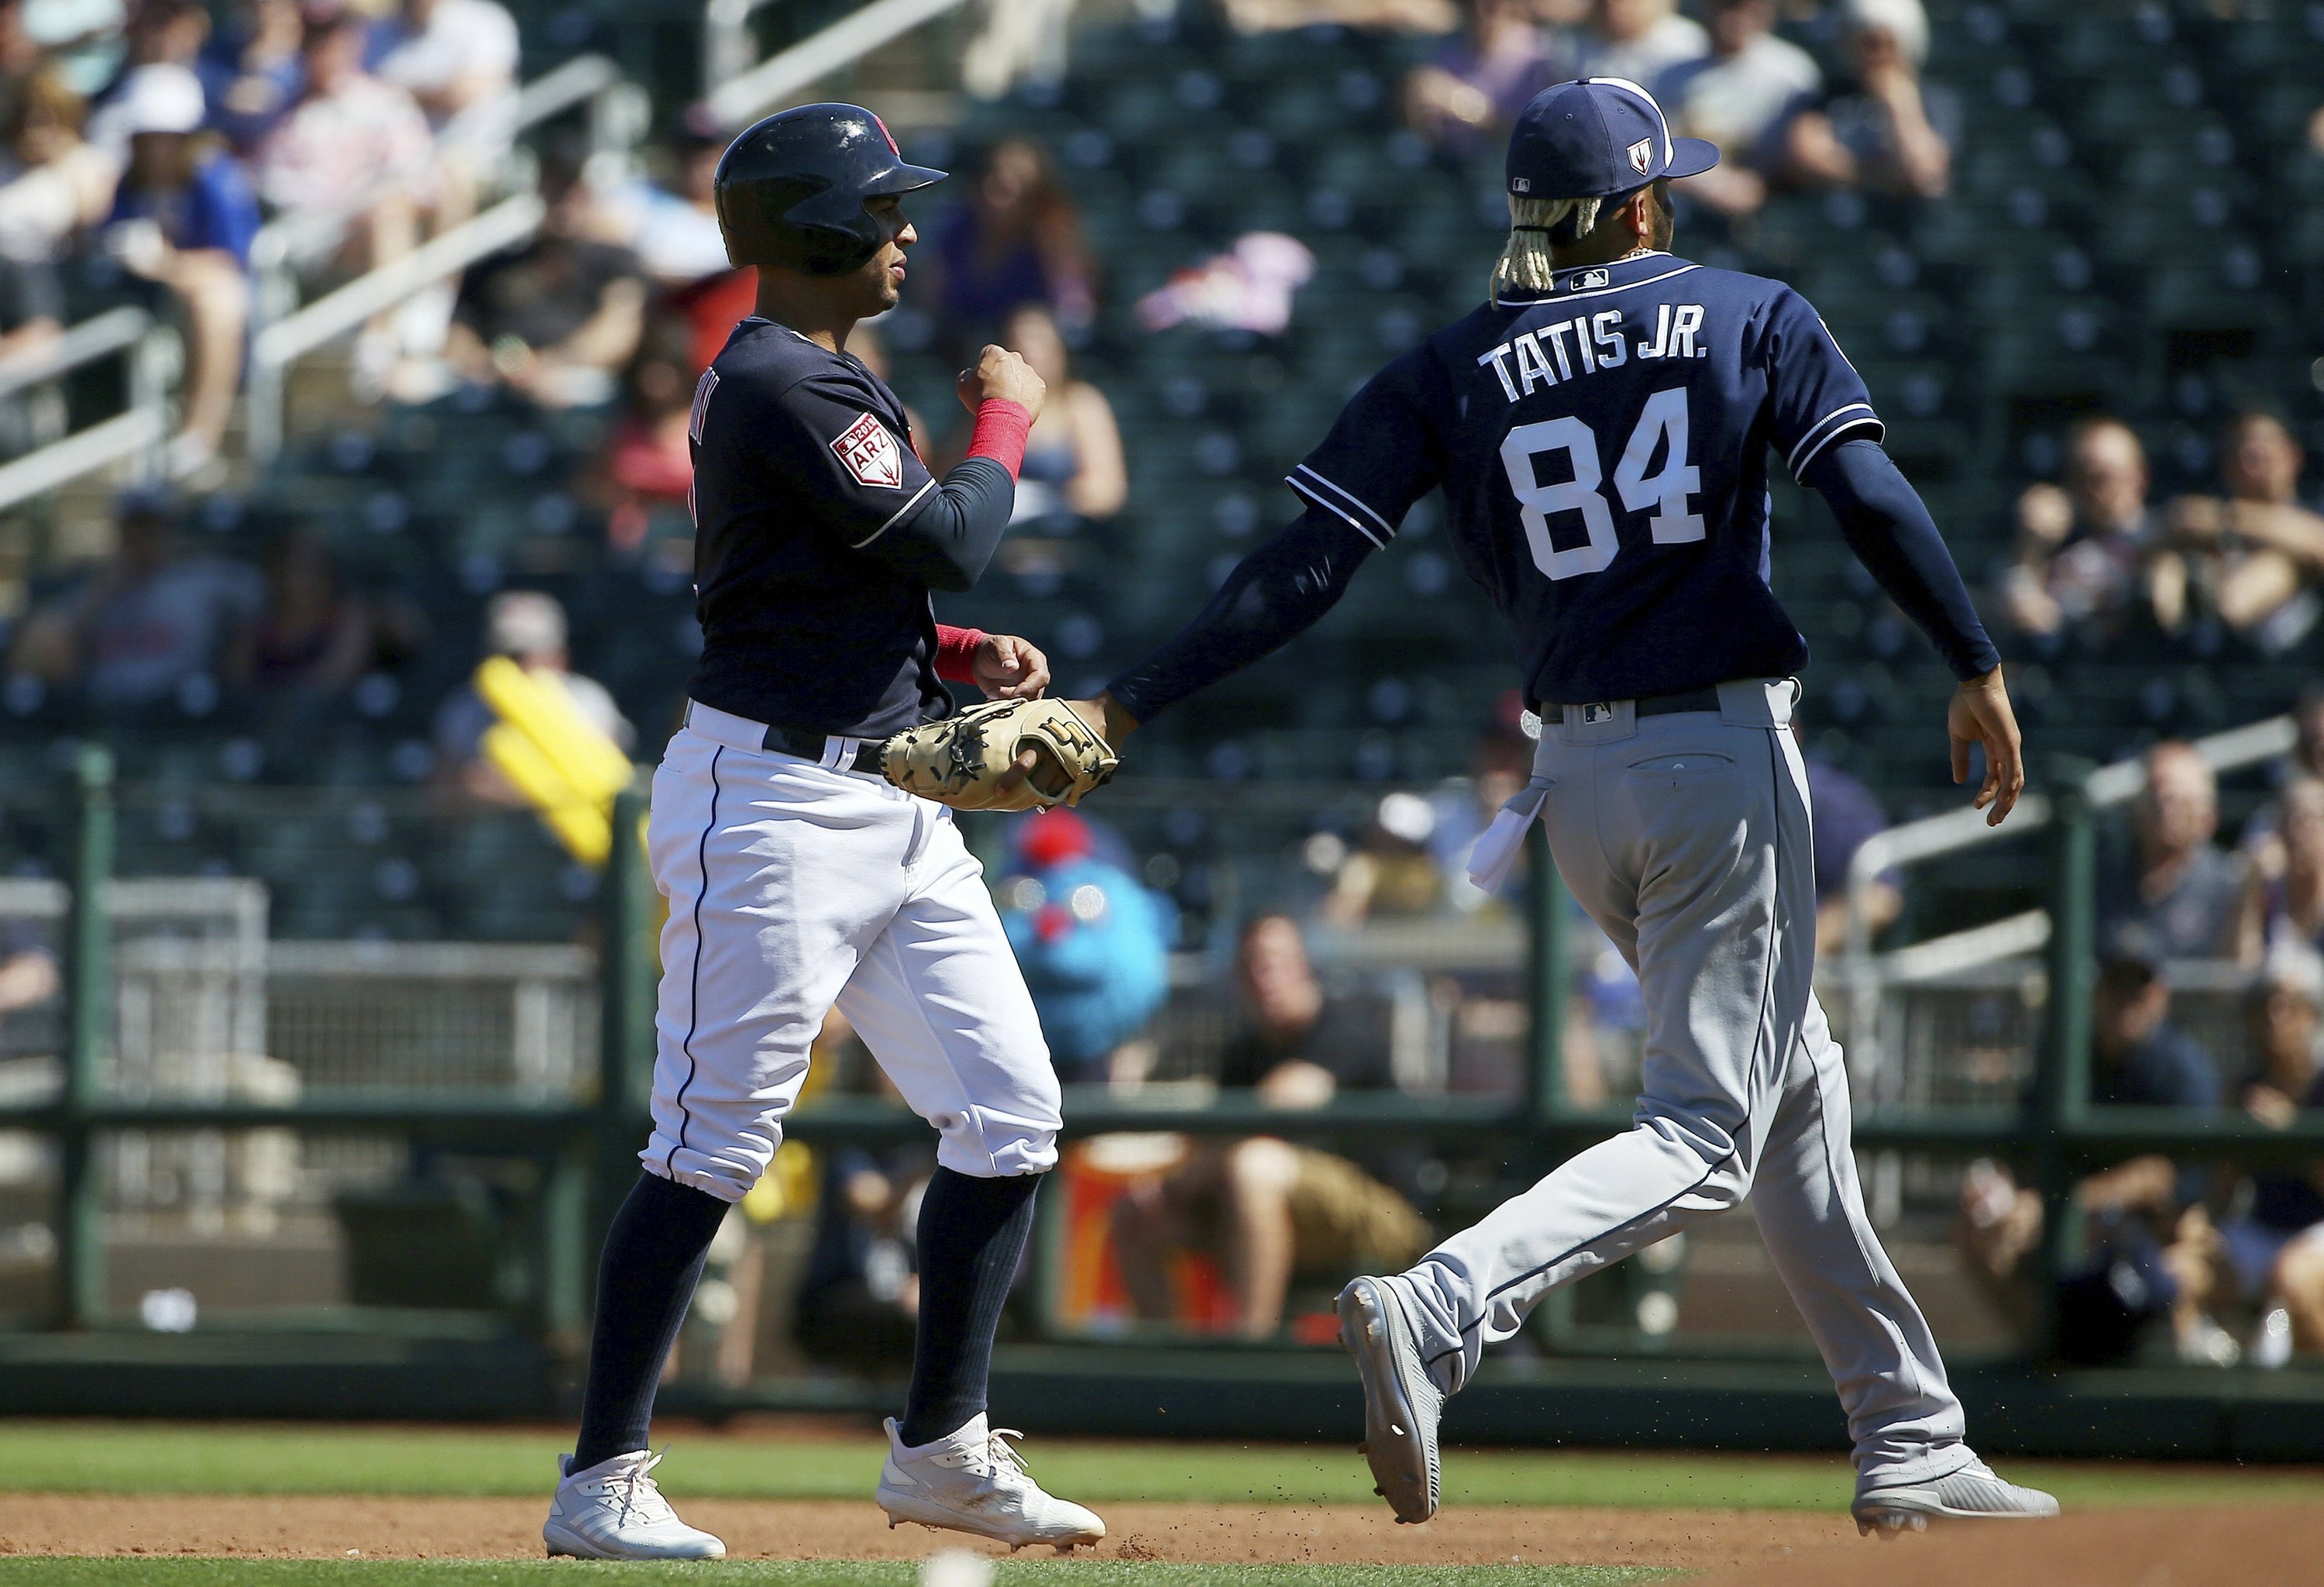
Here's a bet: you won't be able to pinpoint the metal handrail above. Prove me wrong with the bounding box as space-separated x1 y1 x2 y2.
1842 710 2296 962
0 306 172 517
243 191 545 463
706 0 975 129
247 53 623 277
1836 709 2299 1093
0 306 148 402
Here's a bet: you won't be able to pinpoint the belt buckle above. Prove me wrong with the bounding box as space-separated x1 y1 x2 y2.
1580 701 1618 725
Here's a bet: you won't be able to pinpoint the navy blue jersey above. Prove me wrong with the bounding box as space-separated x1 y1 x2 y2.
1291 250 1884 705
686 316 951 737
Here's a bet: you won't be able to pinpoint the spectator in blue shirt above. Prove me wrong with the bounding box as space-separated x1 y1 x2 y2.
197 0 305 156
996 807 1173 1086
98 62 258 471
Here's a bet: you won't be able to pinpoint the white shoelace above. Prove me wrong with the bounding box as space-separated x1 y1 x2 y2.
973 1427 1037 1492
593 1449 679 1527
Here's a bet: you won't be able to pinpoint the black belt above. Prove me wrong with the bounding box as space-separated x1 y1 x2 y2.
1535 686 1724 720
765 723 885 773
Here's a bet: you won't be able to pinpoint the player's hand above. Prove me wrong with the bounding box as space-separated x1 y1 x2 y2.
1948 666 2023 827
957 344 1047 422
971 633 1050 700
991 694 1133 803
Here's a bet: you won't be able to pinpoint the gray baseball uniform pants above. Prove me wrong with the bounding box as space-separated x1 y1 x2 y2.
1403 677 1969 1485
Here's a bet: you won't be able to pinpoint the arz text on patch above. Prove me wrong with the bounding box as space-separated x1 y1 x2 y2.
831 411 904 488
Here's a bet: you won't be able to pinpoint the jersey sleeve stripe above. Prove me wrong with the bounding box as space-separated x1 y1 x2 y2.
1288 465 1395 546
851 477 936 549
1786 403 1882 477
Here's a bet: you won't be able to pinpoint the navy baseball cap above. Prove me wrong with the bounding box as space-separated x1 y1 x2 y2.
1506 78 1720 201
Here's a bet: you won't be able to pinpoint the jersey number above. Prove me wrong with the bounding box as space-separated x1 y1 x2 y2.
1498 387 1703 582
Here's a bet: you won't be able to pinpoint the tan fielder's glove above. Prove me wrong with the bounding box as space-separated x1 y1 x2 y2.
879 697 1119 812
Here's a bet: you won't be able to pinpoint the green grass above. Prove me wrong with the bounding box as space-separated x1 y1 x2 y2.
0 1566 1670 1587
0 1421 2318 1512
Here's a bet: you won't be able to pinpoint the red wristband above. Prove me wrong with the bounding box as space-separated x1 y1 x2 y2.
934 624 987 683
964 398 1033 480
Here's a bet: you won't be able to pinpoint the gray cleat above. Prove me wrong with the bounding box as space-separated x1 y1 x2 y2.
1336 1275 1443 1524
1852 1457 2060 1536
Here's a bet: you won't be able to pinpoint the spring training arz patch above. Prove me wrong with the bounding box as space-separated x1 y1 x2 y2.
830 411 904 488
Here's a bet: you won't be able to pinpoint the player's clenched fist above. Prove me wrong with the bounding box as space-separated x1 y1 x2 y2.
957 344 1046 421
970 633 1050 700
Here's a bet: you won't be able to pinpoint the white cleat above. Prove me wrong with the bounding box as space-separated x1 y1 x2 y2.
875 1414 1106 1551
1852 1457 2060 1537
542 1448 727 1560
1337 1275 1443 1524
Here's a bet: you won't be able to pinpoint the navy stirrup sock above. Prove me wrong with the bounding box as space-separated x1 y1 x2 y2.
899 1167 1042 1448
572 1172 732 1472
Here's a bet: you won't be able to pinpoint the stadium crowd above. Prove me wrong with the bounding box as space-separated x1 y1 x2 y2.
0 0 2319 1372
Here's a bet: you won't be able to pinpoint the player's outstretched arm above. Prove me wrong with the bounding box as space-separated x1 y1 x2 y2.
1055 504 1385 747
1803 436 2023 824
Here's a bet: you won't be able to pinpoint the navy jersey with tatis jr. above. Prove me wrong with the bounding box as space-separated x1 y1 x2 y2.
1293 250 1886 706
686 316 951 737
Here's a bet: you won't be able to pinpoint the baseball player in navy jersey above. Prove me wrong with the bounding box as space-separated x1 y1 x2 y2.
1067 79 2058 1534
541 104 1103 1560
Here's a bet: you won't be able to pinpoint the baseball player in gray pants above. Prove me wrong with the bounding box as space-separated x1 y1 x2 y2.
1074 79 2058 1534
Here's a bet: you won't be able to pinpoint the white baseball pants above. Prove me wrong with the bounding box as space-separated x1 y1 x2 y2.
1408 677 1969 1485
640 702 1062 1202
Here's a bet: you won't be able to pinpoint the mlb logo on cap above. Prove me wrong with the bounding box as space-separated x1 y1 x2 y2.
1506 77 1721 201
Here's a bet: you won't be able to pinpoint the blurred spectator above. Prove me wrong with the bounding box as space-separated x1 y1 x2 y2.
370 0 516 149
603 103 732 290
1318 790 1446 924
1784 0 1952 201
1656 0 1819 218
98 61 256 467
84 0 210 160
7 490 261 707
1112 915 1430 1338
2241 780 2324 965
1429 697 1535 914
0 921 57 1015
1559 0 1707 87
2098 741 2247 963
927 138 1093 343
222 525 381 694
1134 230 1313 336
2214 946 2324 1365
196 0 304 155
433 589 631 804
0 69 116 265
590 312 696 558
15 0 124 102
792 1010 929 1375
1404 0 1556 156
1796 721 1900 955
1958 953 2225 1365
1218 0 1456 34
995 303 1124 525
447 155 646 408
255 9 435 272
2162 411 2324 655
1993 416 2162 648
0 216 61 387
2240 687 2324 859
996 808 1173 1086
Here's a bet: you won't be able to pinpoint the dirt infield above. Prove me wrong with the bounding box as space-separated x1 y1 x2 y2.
1700 1504 2324 1587
0 1494 1849 1568
3 1494 2319 1581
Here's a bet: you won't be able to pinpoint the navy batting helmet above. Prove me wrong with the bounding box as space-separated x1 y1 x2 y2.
713 103 946 276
